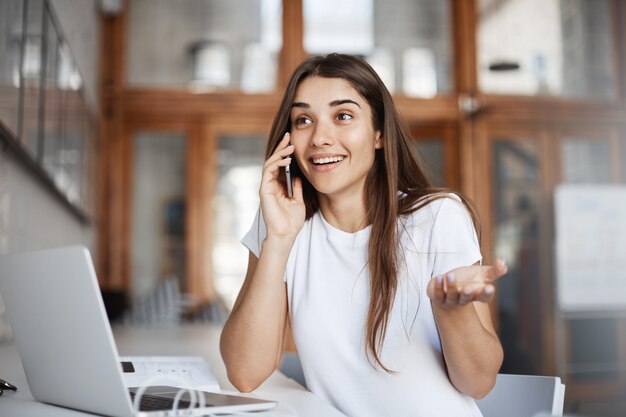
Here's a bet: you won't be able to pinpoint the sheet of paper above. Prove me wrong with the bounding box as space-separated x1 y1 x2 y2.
119 356 221 393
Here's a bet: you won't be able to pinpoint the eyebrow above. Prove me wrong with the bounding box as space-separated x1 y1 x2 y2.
291 99 361 109
330 99 361 108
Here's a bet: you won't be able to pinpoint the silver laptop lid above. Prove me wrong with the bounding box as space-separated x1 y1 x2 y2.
0 246 134 417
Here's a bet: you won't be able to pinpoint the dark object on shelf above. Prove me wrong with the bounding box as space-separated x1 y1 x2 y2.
489 60 521 71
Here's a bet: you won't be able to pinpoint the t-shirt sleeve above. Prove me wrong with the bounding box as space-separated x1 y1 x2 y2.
430 195 482 277
241 208 267 259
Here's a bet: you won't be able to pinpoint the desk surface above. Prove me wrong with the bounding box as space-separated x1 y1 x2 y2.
0 324 346 417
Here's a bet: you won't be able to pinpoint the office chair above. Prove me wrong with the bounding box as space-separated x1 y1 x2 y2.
476 374 566 417
279 352 307 388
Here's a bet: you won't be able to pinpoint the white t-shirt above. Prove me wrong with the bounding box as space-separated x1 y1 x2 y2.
242 194 483 417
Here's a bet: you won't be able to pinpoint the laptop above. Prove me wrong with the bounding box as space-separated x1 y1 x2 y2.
0 245 277 416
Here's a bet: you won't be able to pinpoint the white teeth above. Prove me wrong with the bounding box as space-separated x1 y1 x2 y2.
313 156 344 165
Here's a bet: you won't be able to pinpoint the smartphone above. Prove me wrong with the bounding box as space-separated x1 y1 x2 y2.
285 160 293 198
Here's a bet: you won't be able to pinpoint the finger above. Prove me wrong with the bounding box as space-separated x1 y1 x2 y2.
276 132 293 155
277 131 291 148
475 284 496 303
432 275 445 303
444 273 459 305
260 161 293 197
265 132 293 164
262 156 292 180
458 286 474 305
265 144 295 169
485 258 508 283
427 275 444 303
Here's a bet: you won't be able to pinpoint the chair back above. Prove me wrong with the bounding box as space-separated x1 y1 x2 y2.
279 352 307 388
476 374 565 417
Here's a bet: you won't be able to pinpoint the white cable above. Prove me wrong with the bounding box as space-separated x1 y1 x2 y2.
171 387 197 411
172 385 206 412
131 376 292 416
131 375 206 414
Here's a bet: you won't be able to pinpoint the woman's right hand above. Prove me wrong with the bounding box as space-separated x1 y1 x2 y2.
260 132 306 242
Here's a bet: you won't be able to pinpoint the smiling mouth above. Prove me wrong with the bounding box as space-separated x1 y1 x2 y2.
312 156 344 165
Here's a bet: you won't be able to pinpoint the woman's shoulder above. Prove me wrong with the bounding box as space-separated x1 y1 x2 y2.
401 191 466 218
399 192 478 250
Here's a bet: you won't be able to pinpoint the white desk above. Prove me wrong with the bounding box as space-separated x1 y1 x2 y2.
0 324 346 417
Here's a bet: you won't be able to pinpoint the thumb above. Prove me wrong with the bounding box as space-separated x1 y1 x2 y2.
485 258 508 283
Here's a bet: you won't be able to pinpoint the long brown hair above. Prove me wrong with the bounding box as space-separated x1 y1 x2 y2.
265 54 479 372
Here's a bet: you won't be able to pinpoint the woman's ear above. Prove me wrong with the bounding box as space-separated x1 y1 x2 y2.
374 131 383 149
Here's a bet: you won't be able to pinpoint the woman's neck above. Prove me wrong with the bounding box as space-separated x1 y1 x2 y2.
318 192 368 233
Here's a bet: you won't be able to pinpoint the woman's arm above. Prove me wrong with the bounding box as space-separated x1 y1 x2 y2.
220 133 305 392
220 246 291 392
428 260 507 399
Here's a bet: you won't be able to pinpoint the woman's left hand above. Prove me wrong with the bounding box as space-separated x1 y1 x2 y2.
427 259 508 306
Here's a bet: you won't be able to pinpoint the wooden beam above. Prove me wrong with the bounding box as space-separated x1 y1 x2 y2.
98 1 128 290
279 0 306 87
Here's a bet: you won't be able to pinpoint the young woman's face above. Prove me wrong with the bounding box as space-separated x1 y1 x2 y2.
289 76 382 200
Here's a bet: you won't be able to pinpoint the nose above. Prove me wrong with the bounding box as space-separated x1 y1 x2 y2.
310 119 334 148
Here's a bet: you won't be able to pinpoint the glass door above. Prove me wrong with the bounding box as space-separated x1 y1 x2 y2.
127 130 189 324
553 130 626 407
475 121 626 413
479 129 548 376
410 124 458 189
211 133 265 310
473 1 626 413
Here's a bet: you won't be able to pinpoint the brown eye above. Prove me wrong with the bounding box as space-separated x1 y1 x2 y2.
294 116 312 126
337 112 353 121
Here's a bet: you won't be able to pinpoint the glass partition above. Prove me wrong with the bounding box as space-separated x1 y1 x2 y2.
555 135 626 412
42 15 61 175
477 0 616 98
303 0 453 97
212 134 265 309
126 0 282 92
0 0 24 137
560 138 612 183
58 87 84 204
131 132 187 300
21 0 44 158
411 139 445 187
492 138 543 375
491 133 625 392
82 113 98 213
0 0 96 217
304 0 374 56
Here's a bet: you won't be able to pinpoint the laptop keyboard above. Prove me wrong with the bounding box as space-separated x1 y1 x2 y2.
129 392 194 411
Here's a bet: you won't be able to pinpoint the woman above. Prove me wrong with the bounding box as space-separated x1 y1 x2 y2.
220 54 507 417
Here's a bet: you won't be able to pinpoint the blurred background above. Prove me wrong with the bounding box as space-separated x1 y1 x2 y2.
0 0 625 416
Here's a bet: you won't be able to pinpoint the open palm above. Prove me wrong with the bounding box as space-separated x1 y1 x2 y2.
427 259 508 306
